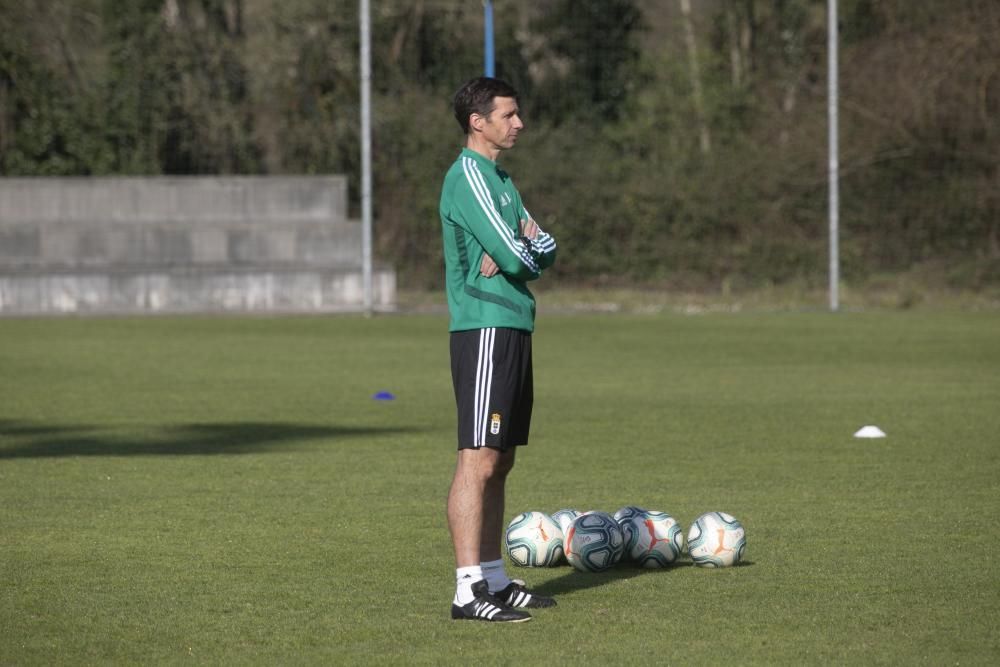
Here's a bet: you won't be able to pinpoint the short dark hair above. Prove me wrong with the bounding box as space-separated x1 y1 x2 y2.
453 77 519 134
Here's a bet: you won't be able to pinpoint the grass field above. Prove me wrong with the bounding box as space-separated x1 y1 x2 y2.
2 309 999 664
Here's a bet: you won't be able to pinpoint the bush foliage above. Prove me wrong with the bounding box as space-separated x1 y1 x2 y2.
1 0 997 289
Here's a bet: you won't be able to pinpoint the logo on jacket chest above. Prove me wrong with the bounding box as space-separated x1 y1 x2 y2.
498 192 512 208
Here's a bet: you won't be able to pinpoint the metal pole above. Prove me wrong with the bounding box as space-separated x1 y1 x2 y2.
828 0 840 312
360 0 373 314
484 0 495 77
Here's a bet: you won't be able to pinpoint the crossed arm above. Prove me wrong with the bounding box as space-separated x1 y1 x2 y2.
480 218 541 278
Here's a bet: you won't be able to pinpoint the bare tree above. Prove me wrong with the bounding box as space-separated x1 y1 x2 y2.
679 0 711 154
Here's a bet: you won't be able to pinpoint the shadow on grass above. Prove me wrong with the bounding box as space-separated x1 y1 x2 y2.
529 563 676 596
0 419 413 459
527 559 756 596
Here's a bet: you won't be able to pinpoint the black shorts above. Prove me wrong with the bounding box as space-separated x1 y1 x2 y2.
450 327 533 450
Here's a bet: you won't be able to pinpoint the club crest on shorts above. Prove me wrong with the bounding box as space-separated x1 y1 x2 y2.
490 413 502 435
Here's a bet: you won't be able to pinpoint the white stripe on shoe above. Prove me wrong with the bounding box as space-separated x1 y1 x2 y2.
506 590 531 607
473 600 500 619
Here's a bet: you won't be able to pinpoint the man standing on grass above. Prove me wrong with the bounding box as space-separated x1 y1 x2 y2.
439 77 557 623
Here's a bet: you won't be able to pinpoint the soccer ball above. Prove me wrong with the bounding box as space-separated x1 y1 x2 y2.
628 510 684 567
564 512 625 572
613 506 647 554
686 511 746 568
551 508 581 534
505 511 564 567
549 509 580 564
613 506 647 522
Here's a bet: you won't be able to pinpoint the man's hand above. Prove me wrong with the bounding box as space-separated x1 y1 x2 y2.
520 218 539 240
481 219 541 278
480 252 499 278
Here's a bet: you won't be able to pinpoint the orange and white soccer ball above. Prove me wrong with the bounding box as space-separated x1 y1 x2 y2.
686 511 746 567
551 508 581 534
628 510 685 567
505 511 564 567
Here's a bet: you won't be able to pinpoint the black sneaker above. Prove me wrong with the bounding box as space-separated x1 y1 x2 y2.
451 580 532 623
493 579 557 609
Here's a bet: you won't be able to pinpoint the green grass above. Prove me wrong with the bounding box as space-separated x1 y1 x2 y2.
1 310 999 664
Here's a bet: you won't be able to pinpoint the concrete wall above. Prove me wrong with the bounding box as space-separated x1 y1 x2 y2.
0 177 395 314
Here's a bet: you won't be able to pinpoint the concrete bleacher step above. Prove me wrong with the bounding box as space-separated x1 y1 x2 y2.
0 176 395 314
0 266 396 314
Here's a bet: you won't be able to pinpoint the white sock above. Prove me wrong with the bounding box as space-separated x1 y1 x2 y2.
481 558 513 594
454 565 483 606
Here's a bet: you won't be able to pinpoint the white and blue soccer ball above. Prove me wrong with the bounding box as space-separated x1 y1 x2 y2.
551 508 582 535
613 506 647 554
628 510 684 567
505 511 564 567
686 511 746 568
564 511 625 572
613 506 647 523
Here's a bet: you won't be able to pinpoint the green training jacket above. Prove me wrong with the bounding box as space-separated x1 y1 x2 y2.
440 148 557 333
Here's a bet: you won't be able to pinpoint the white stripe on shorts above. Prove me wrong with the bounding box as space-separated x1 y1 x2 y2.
473 328 495 447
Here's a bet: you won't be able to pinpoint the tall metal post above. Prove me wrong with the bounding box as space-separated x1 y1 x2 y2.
484 1 495 77
359 0 373 314
828 0 840 312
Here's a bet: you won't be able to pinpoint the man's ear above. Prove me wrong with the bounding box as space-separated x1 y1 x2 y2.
469 112 485 133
